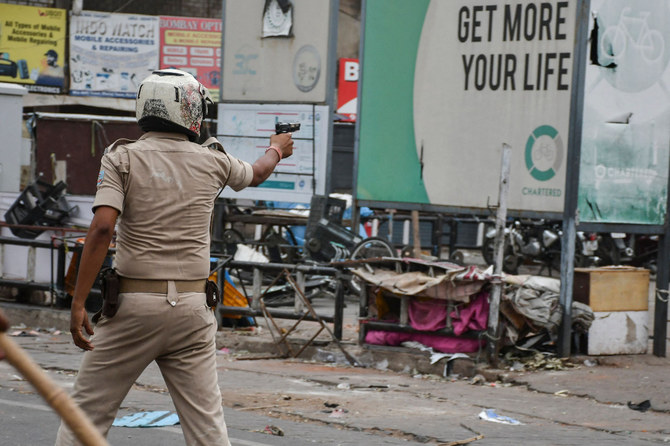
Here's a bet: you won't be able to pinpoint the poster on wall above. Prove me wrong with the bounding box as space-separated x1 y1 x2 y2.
216 103 328 204
222 0 334 103
357 0 577 213
578 0 670 225
0 4 67 93
69 11 158 98
159 16 222 102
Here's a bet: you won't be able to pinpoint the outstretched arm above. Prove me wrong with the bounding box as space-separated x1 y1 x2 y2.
250 132 294 186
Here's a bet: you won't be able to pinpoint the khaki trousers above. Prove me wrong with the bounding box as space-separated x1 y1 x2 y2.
55 283 230 446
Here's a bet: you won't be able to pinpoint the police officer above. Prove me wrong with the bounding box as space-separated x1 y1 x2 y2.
55 69 294 445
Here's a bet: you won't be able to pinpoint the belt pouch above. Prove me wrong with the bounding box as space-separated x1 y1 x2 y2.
205 280 220 308
100 267 120 318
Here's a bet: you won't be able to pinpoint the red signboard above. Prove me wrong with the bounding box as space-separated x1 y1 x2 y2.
159 16 222 101
336 58 358 122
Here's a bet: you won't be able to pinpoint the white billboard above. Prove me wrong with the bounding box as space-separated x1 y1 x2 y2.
357 0 578 213
216 103 328 203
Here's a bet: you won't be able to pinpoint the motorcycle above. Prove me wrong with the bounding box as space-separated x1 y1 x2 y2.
481 219 563 275
481 220 602 275
591 232 658 275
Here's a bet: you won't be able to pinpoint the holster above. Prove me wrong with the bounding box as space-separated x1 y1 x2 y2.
205 280 220 308
92 267 120 323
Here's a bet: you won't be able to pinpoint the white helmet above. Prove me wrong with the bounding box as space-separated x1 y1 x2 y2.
136 69 212 139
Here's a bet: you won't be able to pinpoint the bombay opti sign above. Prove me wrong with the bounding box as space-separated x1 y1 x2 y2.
70 11 158 98
0 4 67 93
159 17 222 102
357 0 577 213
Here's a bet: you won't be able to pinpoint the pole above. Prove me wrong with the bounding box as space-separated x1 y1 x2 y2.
411 210 421 258
557 0 590 358
487 143 511 366
653 148 670 356
0 333 109 445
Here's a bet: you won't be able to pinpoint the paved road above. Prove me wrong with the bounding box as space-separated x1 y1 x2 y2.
1 329 669 445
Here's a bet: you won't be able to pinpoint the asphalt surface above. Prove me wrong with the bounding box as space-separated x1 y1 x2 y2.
1 298 669 445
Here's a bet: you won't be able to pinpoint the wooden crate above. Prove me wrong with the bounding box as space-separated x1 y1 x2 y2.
573 267 649 312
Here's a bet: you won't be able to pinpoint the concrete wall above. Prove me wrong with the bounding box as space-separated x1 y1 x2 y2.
0 83 28 193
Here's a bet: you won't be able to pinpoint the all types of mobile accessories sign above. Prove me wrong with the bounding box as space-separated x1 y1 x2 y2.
69 11 159 98
216 103 328 204
357 0 577 214
578 0 670 225
0 4 67 94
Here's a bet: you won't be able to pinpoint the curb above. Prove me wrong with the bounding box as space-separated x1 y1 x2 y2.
1 302 480 378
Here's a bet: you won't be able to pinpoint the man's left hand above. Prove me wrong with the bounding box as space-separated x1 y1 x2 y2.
70 304 95 351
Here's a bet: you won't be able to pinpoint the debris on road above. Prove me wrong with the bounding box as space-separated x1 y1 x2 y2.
628 400 651 412
113 411 180 427
253 425 284 436
478 409 523 425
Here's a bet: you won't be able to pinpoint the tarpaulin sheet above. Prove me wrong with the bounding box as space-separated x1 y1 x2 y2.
353 266 487 301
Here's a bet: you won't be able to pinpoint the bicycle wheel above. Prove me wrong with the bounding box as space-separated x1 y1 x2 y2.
350 237 396 260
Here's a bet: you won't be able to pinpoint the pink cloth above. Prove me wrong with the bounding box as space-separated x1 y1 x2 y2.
451 292 489 335
365 292 489 353
408 299 447 331
364 330 483 353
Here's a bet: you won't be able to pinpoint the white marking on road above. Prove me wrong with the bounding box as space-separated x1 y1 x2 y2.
0 399 272 445
229 439 273 446
0 398 51 412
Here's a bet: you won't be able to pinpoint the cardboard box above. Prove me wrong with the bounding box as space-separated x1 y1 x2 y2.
573 267 649 312
586 311 648 355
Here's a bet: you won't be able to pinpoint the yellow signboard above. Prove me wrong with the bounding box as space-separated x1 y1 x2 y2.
0 4 67 93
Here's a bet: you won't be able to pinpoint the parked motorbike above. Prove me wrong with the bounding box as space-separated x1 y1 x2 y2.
589 232 658 274
483 219 659 276
481 219 563 275
481 220 604 275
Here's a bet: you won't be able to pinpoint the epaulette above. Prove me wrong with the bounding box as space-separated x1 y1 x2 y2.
201 136 226 153
103 138 136 155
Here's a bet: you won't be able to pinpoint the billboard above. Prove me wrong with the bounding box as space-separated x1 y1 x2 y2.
159 16 222 102
216 103 329 203
0 4 67 94
69 11 159 98
357 0 578 213
577 0 670 225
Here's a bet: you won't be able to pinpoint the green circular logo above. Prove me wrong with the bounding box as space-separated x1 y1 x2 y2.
525 125 564 181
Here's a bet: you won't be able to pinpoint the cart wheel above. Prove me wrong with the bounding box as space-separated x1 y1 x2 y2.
350 237 396 260
346 237 397 296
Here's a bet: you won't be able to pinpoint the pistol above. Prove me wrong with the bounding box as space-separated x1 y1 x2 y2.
275 122 300 134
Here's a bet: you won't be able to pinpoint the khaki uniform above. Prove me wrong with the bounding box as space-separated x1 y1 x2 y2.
55 132 253 445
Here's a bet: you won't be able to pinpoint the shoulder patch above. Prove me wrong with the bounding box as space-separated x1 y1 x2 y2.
104 138 136 155
97 170 105 186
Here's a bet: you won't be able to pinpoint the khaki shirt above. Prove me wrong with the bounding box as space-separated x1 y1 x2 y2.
93 132 253 280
